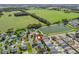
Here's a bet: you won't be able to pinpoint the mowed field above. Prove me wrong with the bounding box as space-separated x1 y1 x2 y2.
27 9 79 23
0 9 79 32
0 11 41 32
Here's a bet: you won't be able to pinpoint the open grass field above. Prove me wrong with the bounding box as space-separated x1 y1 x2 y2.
0 9 79 33
0 11 42 32
27 9 79 23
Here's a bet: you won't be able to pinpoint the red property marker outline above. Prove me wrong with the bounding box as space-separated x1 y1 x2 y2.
36 35 43 41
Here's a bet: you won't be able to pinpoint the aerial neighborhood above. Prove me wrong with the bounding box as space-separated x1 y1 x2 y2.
0 4 79 54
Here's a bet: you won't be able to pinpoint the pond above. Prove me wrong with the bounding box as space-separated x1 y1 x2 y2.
39 24 72 34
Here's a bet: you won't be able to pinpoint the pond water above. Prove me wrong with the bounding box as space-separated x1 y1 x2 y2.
39 24 72 34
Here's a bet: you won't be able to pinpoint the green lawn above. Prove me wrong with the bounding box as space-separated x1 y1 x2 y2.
26 42 32 53
27 9 79 23
0 12 42 32
0 9 79 32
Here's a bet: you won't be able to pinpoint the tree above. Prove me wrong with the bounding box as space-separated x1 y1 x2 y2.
8 14 12 17
41 40 50 52
27 23 42 29
53 21 61 24
30 14 51 26
62 19 69 25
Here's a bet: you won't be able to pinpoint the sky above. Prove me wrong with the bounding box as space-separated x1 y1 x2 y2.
0 0 79 4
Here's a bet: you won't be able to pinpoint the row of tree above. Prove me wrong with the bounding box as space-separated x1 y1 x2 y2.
27 23 42 29
53 19 69 25
0 8 27 12
14 12 29 16
30 14 51 26
19 10 51 26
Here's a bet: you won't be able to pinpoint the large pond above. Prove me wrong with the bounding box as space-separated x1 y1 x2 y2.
39 24 72 34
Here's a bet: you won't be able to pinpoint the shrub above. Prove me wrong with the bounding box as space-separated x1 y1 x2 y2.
27 23 42 29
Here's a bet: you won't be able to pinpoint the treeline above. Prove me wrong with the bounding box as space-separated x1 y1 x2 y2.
53 19 69 25
6 23 42 36
48 7 61 11
0 12 3 16
20 10 51 26
27 23 42 29
30 14 51 26
14 12 29 16
64 9 79 13
0 8 28 12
